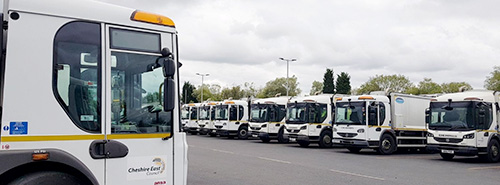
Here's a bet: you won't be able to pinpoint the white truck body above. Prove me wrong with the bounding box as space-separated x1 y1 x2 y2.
426 90 500 162
0 0 187 184
284 94 335 147
198 101 218 136
333 93 431 154
183 103 202 134
248 97 290 143
213 99 250 139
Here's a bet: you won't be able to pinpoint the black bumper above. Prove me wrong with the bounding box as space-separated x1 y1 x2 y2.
426 144 484 156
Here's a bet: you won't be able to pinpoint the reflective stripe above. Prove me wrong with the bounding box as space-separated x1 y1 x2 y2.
1 133 171 142
368 126 391 128
395 128 427 131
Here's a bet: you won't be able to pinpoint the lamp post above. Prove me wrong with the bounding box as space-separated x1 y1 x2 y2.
279 57 296 96
196 73 209 102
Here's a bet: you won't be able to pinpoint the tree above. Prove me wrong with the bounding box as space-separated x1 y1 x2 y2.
323 69 335 93
192 84 215 102
220 86 244 100
310 81 323 95
181 81 197 103
241 82 259 98
257 76 301 98
406 78 442 95
441 82 473 93
335 72 351 94
485 66 500 91
357 74 412 95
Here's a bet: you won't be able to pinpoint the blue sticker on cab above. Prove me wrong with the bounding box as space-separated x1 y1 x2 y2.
395 97 404 104
10 121 28 135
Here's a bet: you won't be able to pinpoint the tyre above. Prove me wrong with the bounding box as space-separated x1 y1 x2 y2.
347 147 361 153
209 132 217 137
378 134 396 155
8 171 87 185
277 127 289 143
237 125 249 140
440 153 454 161
298 140 310 147
318 130 333 148
481 139 500 163
190 131 198 135
199 129 208 135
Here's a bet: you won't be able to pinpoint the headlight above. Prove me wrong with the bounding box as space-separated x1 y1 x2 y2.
333 128 337 132
427 132 434 137
262 124 267 128
357 129 364 133
463 133 474 139
300 125 307 130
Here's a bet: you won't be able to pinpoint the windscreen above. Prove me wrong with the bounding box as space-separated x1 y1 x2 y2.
429 101 493 131
250 104 269 123
199 106 211 120
287 103 307 124
215 105 228 120
181 107 189 120
335 102 365 125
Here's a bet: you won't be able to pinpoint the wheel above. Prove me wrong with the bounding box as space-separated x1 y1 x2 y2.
298 140 310 147
189 131 198 135
199 130 208 135
480 139 500 162
261 137 271 143
8 171 87 185
440 153 454 160
237 125 249 140
378 134 396 155
318 130 333 148
209 132 217 137
277 127 289 143
347 147 361 153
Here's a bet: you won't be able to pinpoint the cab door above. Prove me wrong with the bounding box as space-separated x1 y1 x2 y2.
104 25 175 185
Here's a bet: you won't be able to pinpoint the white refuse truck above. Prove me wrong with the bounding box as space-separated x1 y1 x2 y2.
333 93 431 154
198 102 218 136
183 103 202 135
248 97 289 143
0 0 188 184
214 99 250 139
426 90 500 162
284 94 335 147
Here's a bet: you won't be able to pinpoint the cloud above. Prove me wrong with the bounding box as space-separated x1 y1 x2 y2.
98 0 500 94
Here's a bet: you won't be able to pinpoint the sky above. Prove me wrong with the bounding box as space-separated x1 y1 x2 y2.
99 0 500 95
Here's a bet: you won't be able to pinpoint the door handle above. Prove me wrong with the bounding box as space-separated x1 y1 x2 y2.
376 128 381 132
275 124 280 127
89 140 129 159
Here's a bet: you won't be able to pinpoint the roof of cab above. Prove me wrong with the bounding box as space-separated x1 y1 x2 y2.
435 90 497 103
8 0 176 33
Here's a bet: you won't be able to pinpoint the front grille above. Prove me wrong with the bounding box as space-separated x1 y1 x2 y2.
337 132 358 138
250 127 261 130
286 129 300 133
215 126 223 129
199 125 205 128
434 137 463 143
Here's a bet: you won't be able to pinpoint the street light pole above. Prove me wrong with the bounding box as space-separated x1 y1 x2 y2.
279 57 296 96
196 73 210 102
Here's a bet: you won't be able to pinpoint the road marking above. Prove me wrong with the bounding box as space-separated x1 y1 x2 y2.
329 169 385 181
211 149 235 154
258 157 292 164
468 166 500 170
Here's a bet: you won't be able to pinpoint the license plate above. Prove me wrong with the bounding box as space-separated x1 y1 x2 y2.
332 139 341 144
441 149 454 154
252 134 258 138
289 138 296 142
211 130 216 133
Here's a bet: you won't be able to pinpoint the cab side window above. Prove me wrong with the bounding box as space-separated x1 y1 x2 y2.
318 104 328 123
238 105 244 120
53 22 101 133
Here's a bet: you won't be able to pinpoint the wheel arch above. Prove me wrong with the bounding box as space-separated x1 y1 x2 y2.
0 149 98 185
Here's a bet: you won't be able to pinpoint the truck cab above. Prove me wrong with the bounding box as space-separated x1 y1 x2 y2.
426 90 500 162
248 97 289 143
213 100 250 139
284 94 334 148
333 93 430 154
198 102 217 135
0 0 187 184
183 103 201 135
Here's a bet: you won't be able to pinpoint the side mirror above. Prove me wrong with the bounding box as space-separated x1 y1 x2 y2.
163 78 175 111
478 108 486 126
159 48 175 77
425 108 431 124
